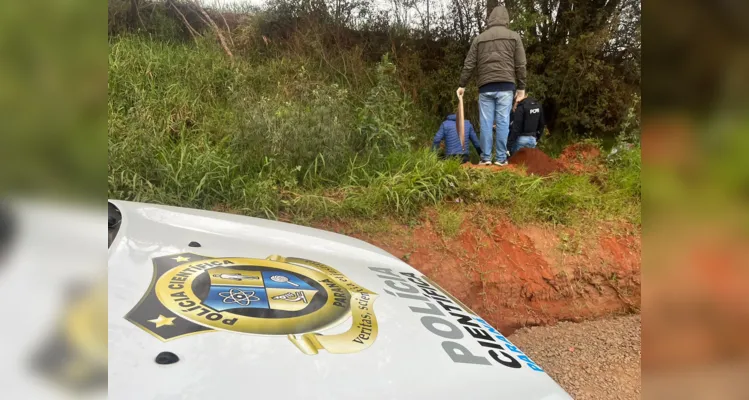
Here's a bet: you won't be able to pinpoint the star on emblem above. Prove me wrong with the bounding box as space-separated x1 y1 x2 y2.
148 315 176 328
172 256 190 262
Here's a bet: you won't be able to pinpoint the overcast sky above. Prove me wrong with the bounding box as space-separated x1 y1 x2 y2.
205 0 265 7
201 0 447 14
200 0 458 30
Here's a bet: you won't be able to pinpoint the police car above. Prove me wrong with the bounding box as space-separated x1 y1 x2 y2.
108 200 572 399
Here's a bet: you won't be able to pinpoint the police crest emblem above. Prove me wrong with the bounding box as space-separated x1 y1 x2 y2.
126 253 379 355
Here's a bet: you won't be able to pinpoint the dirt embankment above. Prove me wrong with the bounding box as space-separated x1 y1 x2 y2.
314 144 640 333
464 143 604 177
558 143 602 174
509 148 566 175
318 207 640 335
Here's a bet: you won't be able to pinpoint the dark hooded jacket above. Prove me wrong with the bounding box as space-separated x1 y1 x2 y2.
458 6 527 90
507 97 545 152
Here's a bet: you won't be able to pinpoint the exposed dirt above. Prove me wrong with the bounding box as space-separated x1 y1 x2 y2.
462 144 606 177
642 231 749 370
508 148 567 176
317 205 641 335
510 315 641 399
558 143 603 174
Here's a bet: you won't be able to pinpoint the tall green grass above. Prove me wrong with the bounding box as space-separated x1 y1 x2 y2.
108 35 640 227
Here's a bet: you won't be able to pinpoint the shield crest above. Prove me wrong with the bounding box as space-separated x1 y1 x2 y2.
202 268 319 313
125 253 379 355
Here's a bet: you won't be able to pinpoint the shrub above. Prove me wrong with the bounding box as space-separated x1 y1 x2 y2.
109 34 640 228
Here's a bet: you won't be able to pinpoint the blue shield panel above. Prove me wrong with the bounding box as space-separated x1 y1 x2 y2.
202 286 269 311
262 271 314 290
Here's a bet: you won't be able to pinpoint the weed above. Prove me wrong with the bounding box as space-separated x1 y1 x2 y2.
558 232 583 255
436 206 464 238
352 218 393 236
474 210 494 236
108 35 640 230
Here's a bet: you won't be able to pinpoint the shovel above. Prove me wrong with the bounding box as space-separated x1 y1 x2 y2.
456 91 465 150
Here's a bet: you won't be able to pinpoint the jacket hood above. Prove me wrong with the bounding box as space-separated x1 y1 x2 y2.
446 114 457 121
487 6 510 27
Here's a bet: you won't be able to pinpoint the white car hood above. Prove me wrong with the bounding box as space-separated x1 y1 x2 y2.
108 200 571 400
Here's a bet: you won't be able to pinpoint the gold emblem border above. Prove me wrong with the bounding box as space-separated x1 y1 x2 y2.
155 257 351 335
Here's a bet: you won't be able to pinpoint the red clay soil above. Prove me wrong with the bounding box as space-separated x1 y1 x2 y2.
317 206 641 335
642 233 749 370
508 148 566 176
462 144 606 176
558 143 603 174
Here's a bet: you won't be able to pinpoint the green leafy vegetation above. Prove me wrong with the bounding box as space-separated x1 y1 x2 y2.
436 206 465 238
108 1 640 229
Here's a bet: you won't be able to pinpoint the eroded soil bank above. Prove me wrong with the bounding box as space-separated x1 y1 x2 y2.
318 208 640 335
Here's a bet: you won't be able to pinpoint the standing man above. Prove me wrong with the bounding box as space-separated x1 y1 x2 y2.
457 5 526 166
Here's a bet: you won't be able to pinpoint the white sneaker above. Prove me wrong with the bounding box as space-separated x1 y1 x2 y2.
493 161 508 166
479 161 492 166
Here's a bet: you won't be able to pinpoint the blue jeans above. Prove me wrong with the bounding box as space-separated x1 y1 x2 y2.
479 90 514 162
511 136 537 154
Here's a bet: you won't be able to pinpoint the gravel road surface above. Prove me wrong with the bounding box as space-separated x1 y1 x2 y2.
509 315 641 399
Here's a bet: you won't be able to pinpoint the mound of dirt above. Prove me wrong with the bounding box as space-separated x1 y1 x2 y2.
508 148 566 176
559 143 602 174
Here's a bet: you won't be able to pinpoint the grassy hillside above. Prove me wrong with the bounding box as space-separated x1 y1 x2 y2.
108 34 640 227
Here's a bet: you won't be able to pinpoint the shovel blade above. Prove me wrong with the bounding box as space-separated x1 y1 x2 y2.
457 94 465 149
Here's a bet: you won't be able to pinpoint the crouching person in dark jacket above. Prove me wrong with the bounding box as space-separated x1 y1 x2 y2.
508 95 545 155
432 114 482 163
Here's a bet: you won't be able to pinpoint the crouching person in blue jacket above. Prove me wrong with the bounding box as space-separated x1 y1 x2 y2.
432 114 482 164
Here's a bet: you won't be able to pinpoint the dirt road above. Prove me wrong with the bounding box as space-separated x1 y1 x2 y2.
509 315 641 399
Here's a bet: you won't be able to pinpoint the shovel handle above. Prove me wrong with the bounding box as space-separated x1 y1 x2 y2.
456 92 465 150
